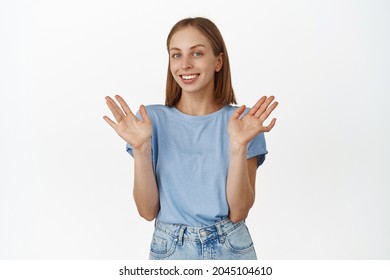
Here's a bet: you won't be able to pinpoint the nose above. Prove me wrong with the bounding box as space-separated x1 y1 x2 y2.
181 56 193 70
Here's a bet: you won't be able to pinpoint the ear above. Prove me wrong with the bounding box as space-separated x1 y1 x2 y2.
215 52 224 72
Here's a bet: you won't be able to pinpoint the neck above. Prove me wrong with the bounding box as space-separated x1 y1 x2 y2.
175 91 222 116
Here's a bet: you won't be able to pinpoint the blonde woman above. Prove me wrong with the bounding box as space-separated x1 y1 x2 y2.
104 17 278 260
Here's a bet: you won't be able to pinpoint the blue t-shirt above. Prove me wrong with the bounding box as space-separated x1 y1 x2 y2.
126 105 267 227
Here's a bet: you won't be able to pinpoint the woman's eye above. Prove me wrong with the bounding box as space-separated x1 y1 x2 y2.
193 52 202 57
171 53 181 59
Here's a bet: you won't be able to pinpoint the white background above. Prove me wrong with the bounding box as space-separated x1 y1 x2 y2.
1 0 389 259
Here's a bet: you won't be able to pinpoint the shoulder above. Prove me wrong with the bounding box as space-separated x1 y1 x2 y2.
143 104 169 113
139 104 177 124
225 105 252 118
225 105 238 116
142 104 172 116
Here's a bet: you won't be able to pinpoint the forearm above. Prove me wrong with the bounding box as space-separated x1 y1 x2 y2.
133 142 159 221
226 142 255 223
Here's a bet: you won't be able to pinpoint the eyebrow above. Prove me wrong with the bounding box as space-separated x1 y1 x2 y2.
169 44 206 52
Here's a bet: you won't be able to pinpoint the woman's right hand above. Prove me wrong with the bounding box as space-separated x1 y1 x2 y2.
103 95 152 150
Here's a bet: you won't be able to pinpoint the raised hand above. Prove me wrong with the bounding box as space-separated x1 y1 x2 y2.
103 95 152 150
228 96 278 146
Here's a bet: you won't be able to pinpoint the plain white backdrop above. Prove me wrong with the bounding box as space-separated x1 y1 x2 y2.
1 0 389 259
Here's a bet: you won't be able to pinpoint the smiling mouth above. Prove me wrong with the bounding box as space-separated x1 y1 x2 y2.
180 74 199 81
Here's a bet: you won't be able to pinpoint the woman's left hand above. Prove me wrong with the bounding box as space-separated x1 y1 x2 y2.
228 96 278 147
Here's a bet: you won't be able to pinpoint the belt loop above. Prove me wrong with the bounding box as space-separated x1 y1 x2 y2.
177 225 186 246
216 222 225 244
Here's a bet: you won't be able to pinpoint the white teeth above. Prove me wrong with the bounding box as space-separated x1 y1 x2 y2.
182 75 197 80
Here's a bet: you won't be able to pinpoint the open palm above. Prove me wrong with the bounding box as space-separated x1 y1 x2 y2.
228 96 278 146
103 95 152 149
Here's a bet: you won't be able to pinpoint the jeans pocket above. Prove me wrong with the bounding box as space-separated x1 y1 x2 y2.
224 222 255 255
150 235 167 254
149 228 177 259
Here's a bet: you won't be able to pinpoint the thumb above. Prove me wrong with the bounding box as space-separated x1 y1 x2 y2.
231 105 246 120
139 105 150 121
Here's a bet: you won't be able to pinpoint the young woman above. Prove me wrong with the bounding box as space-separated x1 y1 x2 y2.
103 17 278 260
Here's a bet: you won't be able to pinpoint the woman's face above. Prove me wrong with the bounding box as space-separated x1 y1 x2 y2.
169 27 223 96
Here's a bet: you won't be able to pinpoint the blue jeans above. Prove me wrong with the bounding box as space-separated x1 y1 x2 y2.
149 218 257 260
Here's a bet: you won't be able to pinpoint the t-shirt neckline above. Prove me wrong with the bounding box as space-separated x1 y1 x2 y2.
171 105 229 121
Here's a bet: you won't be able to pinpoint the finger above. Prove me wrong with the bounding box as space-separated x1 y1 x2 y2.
102 115 118 131
255 96 275 118
259 101 279 123
105 96 124 115
115 95 135 117
139 105 150 122
105 96 126 118
230 105 246 120
105 99 124 123
247 96 267 116
263 118 277 132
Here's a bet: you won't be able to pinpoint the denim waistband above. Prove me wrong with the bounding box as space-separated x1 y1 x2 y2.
154 218 245 245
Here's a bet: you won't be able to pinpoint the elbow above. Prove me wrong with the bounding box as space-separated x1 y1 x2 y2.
141 213 156 221
139 211 157 221
229 215 247 224
227 190 255 223
229 210 249 223
138 207 159 222
228 200 253 223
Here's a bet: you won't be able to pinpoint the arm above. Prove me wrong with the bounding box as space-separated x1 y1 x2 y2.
103 95 159 221
132 142 159 221
226 151 258 223
227 96 278 223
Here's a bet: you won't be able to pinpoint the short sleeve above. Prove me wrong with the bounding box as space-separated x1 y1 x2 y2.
247 132 268 168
